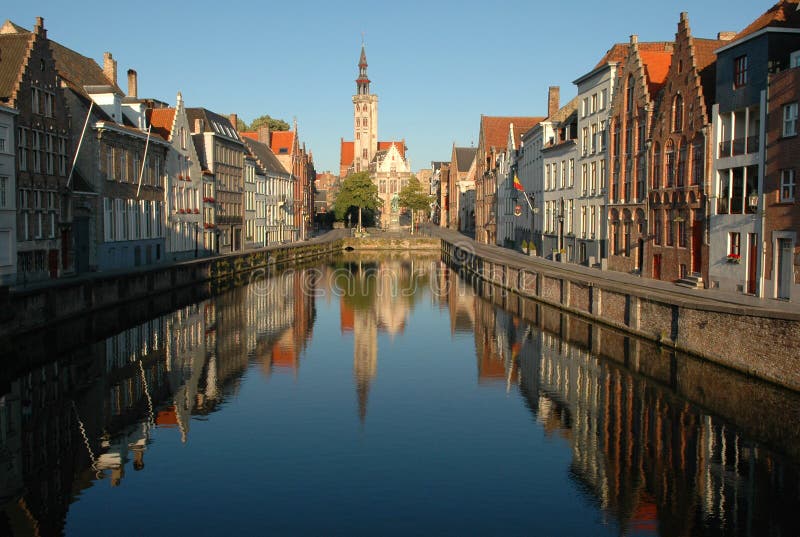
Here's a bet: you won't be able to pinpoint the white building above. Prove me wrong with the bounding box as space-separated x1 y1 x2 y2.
0 105 18 285
242 135 293 244
573 59 618 265
148 93 203 260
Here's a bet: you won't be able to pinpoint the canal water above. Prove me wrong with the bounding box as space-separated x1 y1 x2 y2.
0 254 798 536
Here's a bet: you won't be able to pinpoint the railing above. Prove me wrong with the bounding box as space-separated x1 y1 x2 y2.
746 135 759 154
719 136 760 157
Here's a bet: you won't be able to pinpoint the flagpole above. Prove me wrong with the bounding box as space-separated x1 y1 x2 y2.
66 101 93 188
136 125 152 198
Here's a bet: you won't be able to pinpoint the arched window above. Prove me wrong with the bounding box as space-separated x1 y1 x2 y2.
692 135 704 186
677 138 687 187
673 94 683 132
665 139 675 187
363 117 368 127
652 142 662 188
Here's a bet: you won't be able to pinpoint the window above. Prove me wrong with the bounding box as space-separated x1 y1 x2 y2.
58 137 67 176
654 211 662 245
104 198 114 241
667 211 675 246
626 75 635 113
569 159 574 188
591 124 598 153
678 215 687 247
0 230 10 266
783 103 798 137
581 164 588 194
672 94 683 132
32 131 41 173
0 177 7 208
31 87 41 114
729 232 741 256
591 93 597 114
44 92 54 118
781 169 796 202
582 127 589 154
665 140 675 187
17 128 27 171
590 161 597 193
692 138 704 186
590 206 596 236
600 89 607 110
734 55 748 88
45 134 54 175
600 159 606 189
0 125 7 153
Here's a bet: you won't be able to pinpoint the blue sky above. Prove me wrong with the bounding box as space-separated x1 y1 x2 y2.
6 1 771 174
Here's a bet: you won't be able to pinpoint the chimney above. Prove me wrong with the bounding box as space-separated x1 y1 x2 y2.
547 86 560 119
257 125 270 145
34 16 45 37
194 118 204 133
630 34 638 45
717 31 736 41
230 113 239 131
103 52 117 86
127 69 138 99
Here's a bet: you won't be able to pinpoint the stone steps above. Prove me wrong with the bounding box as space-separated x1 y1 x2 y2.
676 272 704 289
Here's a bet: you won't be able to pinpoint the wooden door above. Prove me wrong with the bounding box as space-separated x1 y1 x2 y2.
778 238 793 300
747 233 758 295
653 254 662 280
691 219 702 274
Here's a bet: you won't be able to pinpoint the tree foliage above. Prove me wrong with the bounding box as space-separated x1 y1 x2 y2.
398 175 431 212
333 172 382 229
235 115 291 132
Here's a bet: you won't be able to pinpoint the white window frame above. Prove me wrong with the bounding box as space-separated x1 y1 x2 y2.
783 102 798 137
0 177 7 208
781 169 796 202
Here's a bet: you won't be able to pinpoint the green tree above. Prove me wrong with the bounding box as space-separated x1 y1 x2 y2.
397 175 432 234
250 115 290 132
236 117 248 132
333 171 382 232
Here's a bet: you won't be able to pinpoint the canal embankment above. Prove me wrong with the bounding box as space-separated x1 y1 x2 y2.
435 226 800 392
0 229 439 339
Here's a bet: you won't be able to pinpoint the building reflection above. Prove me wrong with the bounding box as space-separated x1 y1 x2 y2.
0 267 316 536
459 273 800 537
333 256 431 423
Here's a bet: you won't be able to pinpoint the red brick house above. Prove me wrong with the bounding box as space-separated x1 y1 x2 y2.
645 14 729 286
0 18 72 281
607 36 673 273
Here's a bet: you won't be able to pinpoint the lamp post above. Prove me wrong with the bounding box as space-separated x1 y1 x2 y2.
558 197 565 262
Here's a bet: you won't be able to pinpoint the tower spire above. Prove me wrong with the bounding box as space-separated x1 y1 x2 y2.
356 42 370 95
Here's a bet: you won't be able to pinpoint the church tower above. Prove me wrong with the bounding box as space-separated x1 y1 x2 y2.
352 43 378 172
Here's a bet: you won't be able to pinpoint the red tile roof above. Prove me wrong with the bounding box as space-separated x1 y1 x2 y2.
734 0 800 42
340 140 354 167
240 131 259 141
481 116 545 150
270 130 295 155
594 41 673 69
640 47 674 96
378 140 406 158
147 108 175 142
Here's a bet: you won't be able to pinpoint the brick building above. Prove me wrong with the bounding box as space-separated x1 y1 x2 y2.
764 64 800 300
448 145 477 232
645 14 728 286
607 36 673 273
0 18 73 281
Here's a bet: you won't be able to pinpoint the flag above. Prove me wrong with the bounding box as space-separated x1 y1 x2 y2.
513 174 525 192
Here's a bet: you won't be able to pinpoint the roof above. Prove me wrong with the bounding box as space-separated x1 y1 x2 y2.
378 141 406 158
270 130 295 155
639 47 674 96
242 136 290 177
549 96 580 124
185 108 242 143
454 147 477 173
481 116 545 150
50 40 122 98
0 32 30 102
147 108 176 141
692 37 727 113
594 41 674 69
734 0 800 42
340 140 354 168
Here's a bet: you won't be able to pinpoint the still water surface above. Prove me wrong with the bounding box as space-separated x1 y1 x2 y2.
1 255 799 536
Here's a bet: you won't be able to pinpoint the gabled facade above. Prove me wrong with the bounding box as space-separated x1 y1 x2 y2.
607 36 673 273
148 92 203 260
448 146 477 232
475 115 544 245
541 106 579 261
187 108 245 254
646 14 727 285
710 0 800 297
370 142 411 229
0 105 19 285
0 18 73 281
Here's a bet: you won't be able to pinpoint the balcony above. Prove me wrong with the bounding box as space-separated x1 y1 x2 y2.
719 136 759 157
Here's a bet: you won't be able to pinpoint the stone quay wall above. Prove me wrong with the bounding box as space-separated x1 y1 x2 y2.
442 239 800 392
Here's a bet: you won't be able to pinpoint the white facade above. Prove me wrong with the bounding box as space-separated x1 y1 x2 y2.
709 97 765 295
496 125 520 247
244 155 258 249
255 170 266 248
165 94 203 260
574 64 617 265
0 105 18 285
518 124 551 254
541 127 578 261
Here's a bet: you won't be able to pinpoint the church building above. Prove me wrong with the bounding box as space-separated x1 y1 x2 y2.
339 44 411 229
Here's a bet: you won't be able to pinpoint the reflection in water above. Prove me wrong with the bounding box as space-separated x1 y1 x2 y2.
0 258 797 536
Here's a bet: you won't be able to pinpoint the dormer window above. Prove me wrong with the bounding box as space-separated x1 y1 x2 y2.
734 55 748 88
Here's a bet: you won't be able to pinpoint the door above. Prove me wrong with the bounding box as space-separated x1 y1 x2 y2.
653 254 662 280
691 218 703 274
48 250 58 278
777 238 793 300
747 233 758 295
